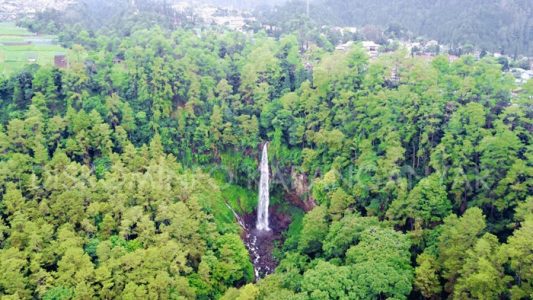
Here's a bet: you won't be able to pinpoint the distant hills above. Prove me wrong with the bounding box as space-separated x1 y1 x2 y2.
7 0 532 57
258 0 533 57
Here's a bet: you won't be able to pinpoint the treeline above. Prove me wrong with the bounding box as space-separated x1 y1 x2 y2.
0 6 532 300
256 0 533 57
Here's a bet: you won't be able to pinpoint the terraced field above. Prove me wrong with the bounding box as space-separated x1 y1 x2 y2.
0 22 67 75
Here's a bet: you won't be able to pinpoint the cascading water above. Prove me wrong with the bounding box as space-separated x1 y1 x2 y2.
256 143 270 231
234 142 289 279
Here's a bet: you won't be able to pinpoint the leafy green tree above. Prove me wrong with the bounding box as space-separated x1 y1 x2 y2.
322 214 381 259
301 261 353 300
55 248 95 291
387 173 451 230
346 227 413 299
438 208 487 293
298 206 328 255
504 216 533 299
431 103 488 213
42 286 74 300
475 121 529 230
0 248 30 298
454 233 510 299
414 252 442 298
221 284 259 300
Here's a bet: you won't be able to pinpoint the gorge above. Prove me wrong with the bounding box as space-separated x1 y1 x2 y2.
236 142 293 279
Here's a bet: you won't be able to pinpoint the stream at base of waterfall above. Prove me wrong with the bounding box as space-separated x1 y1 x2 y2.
241 208 291 279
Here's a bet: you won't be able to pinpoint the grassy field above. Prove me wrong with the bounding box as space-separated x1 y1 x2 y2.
0 22 33 36
0 22 67 76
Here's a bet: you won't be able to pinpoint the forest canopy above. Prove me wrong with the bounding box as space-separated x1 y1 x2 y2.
0 1 532 299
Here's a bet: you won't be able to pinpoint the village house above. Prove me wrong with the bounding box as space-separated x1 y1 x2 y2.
362 41 379 58
54 54 68 68
335 41 353 51
332 26 357 35
510 68 533 84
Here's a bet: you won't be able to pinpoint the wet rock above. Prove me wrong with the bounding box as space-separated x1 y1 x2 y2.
287 169 316 212
241 206 291 279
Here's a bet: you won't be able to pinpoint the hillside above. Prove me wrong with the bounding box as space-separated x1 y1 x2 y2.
0 1 532 299
258 0 533 56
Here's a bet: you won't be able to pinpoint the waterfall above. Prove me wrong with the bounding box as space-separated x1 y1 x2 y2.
256 143 270 231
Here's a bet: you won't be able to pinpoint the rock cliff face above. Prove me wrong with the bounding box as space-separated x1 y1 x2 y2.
288 168 316 212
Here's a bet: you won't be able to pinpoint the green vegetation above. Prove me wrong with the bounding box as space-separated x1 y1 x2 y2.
0 23 66 76
258 0 533 56
0 1 531 299
0 23 32 36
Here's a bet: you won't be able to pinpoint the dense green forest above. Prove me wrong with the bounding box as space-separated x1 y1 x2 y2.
257 0 533 57
0 1 532 299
